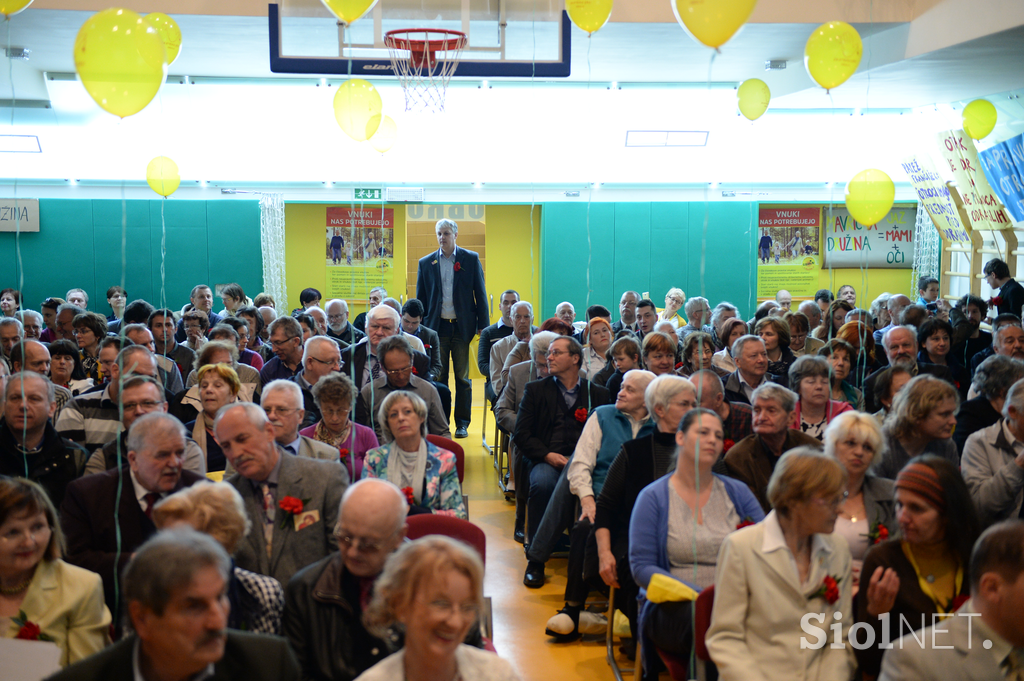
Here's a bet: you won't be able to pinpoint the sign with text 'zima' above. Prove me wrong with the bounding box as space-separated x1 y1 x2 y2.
823 206 917 269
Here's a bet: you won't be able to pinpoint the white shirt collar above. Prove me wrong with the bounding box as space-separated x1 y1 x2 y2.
761 510 833 560
129 469 156 508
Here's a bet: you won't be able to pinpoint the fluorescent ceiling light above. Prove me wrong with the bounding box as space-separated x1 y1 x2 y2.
625 131 708 147
0 135 41 152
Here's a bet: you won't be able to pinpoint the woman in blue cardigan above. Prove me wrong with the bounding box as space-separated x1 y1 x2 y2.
629 408 763 678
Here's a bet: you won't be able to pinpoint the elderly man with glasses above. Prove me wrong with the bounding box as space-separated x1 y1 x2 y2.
354 335 449 443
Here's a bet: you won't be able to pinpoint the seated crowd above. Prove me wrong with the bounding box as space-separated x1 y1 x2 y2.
3 265 1024 681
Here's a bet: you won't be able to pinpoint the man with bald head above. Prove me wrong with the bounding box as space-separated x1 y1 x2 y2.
218 403 347 585
283 478 408 681
291 335 343 427
61 412 205 621
0 371 87 507
324 298 364 347
798 300 822 333
873 294 912 344
775 290 792 313
8 339 73 418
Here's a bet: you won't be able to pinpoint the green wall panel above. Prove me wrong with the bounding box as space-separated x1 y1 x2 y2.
0 199 261 315
542 201 758 322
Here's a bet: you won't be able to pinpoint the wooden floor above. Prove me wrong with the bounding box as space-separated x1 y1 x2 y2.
458 379 637 681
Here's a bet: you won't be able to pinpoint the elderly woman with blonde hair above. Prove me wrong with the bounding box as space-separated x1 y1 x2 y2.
823 412 895 591
707 447 854 681
878 374 960 479
183 362 243 472
657 287 686 327
153 482 284 634
358 536 521 681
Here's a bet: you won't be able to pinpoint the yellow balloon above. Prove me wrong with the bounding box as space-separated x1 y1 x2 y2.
146 156 180 197
804 21 862 91
74 9 167 118
566 0 613 35
145 13 182 66
962 99 997 140
320 0 377 25
845 169 895 227
368 116 398 153
737 78 770 121
334 79 382 142
672 0 758 50
0 0 32 18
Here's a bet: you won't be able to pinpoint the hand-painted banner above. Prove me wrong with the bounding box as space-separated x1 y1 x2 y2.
900 154 971 245
978 132 1024 223
756 206 821 298
823 206 917 269
936 130 1013 230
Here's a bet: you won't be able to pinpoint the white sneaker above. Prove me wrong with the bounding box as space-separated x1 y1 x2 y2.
578 611 608 635
545 611 576 636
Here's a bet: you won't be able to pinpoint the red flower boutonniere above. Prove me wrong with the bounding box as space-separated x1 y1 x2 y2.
675 361 684 370
453 262 461 272
411 366 418 375
338 448 350 460
865 522 890 545
13 611 54 642
723 438 735 453
278 496 308 530
574 408 588 423
401 486 416 506
810 575 842 605
736 516 756 530
991 296 1004 307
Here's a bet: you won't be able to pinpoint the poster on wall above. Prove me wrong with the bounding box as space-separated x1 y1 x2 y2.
936 129 1013 230
823 205 918 269
901 154 972 245
978 132 1024 223
324 206 396 300
756 206 821 298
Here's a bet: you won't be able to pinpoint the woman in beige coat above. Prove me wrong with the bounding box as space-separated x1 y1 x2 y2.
707 447 856 681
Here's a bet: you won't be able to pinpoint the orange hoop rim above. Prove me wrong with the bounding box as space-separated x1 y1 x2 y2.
383 28 468 53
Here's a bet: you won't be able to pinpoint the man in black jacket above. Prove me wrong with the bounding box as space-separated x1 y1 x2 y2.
863 325 956 412
513 336 610 548
984 258 1024 320
338 306 429 392
0 371 87 508
283 478 407 681
477 289 520 403
47 529 300 681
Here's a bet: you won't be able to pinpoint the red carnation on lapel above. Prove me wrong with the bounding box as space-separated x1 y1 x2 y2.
401 486 416 506
279 496 304 515
453 262 461 272
574 408 588 423
991 296 1004 307
339 448 350 460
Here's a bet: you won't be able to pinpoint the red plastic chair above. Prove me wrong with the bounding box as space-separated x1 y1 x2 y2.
427 434 464 483
405 513 485 566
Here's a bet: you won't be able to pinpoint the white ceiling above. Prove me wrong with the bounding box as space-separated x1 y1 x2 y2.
0 1 1022 196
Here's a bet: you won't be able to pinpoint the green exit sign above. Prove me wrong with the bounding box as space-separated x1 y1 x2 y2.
354 188 382 201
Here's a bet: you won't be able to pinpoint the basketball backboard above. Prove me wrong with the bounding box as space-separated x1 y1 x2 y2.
268 1 571 78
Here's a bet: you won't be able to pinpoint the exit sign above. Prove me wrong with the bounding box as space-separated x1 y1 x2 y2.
354 187 381 201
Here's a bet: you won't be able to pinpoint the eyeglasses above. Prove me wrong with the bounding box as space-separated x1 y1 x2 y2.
812 491 849 509
546 349 567 357
121 400 163 412
271 337 299 347
264 406 299 417
423 598 480 619
327 314 345 321
0 523 51 544
385 365 413 376
337 532 393 554
308 356 340 368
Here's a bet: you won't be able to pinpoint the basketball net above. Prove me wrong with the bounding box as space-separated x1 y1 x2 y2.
384 29 467 113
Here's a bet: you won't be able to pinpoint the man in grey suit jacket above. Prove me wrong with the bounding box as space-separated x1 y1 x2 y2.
879 520 1024 681
261 379 339 461
216 403 348 587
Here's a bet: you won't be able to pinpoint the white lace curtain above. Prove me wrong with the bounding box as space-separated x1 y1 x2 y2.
260 193 287 308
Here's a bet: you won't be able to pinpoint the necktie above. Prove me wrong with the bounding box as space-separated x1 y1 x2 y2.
371 356 381 380
260 482 275 557
143 492 160 520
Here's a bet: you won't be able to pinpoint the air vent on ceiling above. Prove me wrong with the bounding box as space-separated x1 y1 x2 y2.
625 131 708 147
385 187 424 202
765 60 787 71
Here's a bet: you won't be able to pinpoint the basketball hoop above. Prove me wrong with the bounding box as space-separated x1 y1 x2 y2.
384 28 467 113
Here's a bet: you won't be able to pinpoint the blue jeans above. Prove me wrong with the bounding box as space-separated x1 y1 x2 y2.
437 321 472 428
526 460 577 563
525 458 563 545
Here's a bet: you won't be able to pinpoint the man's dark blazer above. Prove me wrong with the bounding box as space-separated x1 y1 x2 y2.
416 247 489 343
45 630 300 681
512 375 610 464
722 370 788 405
997 277 1024 319
611 320 638 335
862 362 955 413
410 324 443 381
59 466 205 615
338 339 430 391
477 322 515 378
953 394 1001 455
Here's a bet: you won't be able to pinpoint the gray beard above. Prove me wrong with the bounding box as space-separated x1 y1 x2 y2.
328 321 347 334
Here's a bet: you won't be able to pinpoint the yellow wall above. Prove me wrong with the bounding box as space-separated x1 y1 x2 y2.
818 267 915 306
482 205 542 324
283 203 409 316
